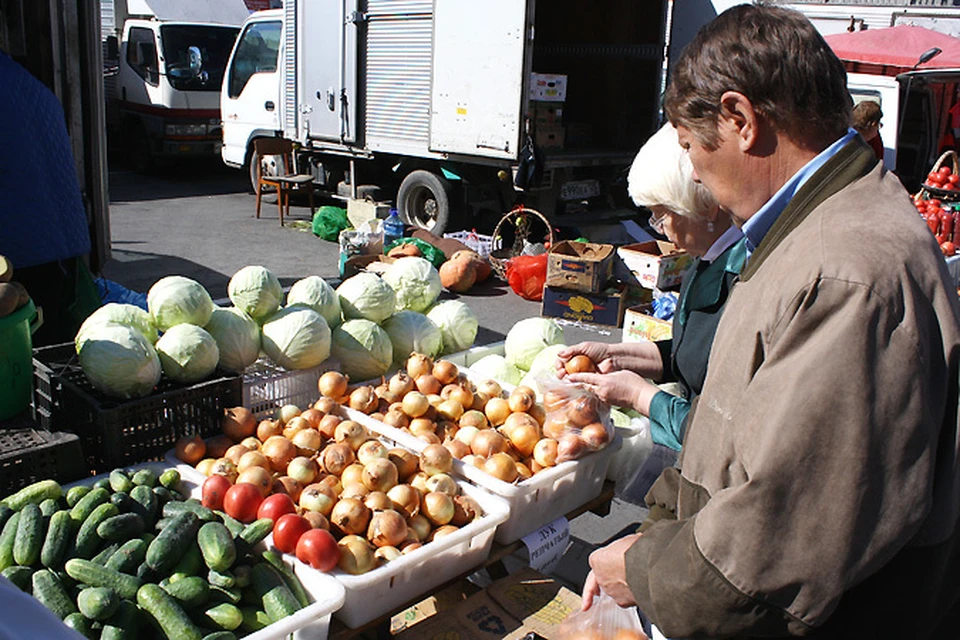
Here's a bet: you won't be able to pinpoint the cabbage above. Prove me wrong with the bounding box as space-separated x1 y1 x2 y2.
286 276 341 328
261 307 331 370
78 324 162 399
155 324 220 384
330 318 393 381
504 317 565 370
382 311 443 364
75 303 158 353
204 307 262 373
519 344 566 398
426 300 478 355
469 354 522 386
228 265 283 322
381 257 442 313
147 276 214 331
336 273 397 324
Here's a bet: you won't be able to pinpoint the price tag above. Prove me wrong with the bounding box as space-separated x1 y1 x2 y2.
521 516 571 574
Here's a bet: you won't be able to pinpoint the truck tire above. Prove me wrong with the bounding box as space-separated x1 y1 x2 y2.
397 170 452 234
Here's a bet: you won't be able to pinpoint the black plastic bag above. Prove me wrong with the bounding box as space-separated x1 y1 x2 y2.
514 133 543 190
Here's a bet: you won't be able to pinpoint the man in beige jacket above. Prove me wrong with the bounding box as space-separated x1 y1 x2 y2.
583 5 960 638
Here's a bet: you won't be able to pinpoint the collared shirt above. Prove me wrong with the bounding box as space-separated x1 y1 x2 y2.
701 224 744 264
742 128 857 260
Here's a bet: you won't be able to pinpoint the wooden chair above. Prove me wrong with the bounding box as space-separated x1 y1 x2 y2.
254 138 315 226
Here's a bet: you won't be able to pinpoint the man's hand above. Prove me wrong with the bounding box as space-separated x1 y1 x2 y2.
582 533 643 610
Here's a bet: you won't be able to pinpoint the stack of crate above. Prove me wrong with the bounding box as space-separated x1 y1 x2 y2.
529 73 567 149
541 240 628 327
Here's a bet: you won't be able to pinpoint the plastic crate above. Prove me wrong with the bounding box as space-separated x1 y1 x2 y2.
32 343 242 473
65 462 346 640
242 358 327 420
0 425 88 496
443 230 493 258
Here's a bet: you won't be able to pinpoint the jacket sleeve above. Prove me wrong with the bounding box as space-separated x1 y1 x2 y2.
646 392 689 451
623 277 949 637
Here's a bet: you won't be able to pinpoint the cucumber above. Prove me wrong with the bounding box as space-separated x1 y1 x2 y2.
154 516 175 531
1 564 34 590
1 479 62 511
93 477 112 491
163 499 217 522
70 487 110 523
77 586 120 620
131 468 158 488
204 602 243 631
136 560 159 583
208 569 236 589
97 513 145 542
231 564 251 589
147 511 201 575
0 511 21 571
137 583 204 640
208 584 242 605
0 504 13 530
216 511 245 538
65 558 143 600
63 611 96 638
198 522 236 573
202 632 238 640
159 468 181 490
32 568 78 619
250 563 301 623
91 542 121 566
100 599 139 640
239 607 271 633
129 484 158 526
65 485 92 508
109 491 139 514
152 486 175 506
109 470 135 494
261 550 310 608
238 518 273 548
13 503 44 566
75 502 120 559
170 542 204 577
161 575 210 609
39 497 60 518
41 510 74 570
104 538 149 575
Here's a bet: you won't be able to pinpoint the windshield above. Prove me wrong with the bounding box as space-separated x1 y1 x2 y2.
160 25 239 91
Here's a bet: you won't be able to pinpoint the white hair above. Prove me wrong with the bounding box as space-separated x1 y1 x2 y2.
627 123 717 219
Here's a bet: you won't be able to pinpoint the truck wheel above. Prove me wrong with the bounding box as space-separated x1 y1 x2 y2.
397 170 452 234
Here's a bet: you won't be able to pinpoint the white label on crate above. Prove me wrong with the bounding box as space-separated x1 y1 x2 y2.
522 516 571 574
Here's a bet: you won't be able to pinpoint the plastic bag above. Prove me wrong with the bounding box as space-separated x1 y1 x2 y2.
312 205 350 241
385 237 446 268
505 253 548 301
539 376 614 462
556 590 647 640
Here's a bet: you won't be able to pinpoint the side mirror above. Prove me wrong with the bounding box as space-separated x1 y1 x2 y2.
188 46 203 75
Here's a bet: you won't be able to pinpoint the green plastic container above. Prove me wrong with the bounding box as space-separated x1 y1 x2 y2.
0 299 42 420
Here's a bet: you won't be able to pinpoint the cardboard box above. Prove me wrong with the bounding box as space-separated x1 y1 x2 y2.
542 283 627 327
617 240 694 290
535 125 565 149
623 305 673 342
531 101 563 126
546 240 615 292
530 73 567 102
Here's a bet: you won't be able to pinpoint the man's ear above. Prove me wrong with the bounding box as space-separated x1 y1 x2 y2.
719 91 760 152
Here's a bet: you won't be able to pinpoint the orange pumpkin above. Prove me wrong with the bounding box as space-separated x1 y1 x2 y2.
439 258 477 292
450 249 491 282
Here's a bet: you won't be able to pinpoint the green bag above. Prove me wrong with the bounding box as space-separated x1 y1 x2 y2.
312 206 350 242
385 238 446 268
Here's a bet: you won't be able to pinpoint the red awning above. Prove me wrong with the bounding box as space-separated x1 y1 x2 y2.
826 25 960 71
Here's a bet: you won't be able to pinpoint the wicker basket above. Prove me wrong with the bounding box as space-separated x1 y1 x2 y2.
919 150 960 201
488 207 555 280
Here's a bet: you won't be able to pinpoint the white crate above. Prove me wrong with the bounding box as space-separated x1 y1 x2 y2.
65 462 346 640
242 358 328 420
443 230 494 258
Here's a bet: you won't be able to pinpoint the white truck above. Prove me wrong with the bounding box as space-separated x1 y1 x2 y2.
221 0 674 234
103 0 249 170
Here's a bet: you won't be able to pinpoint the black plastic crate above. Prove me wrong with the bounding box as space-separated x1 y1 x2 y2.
32 343 242 473
0 423 88 496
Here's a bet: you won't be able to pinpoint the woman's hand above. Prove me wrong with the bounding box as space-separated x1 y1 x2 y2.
581 533 643 610
557 342 665 381
564 370 660 414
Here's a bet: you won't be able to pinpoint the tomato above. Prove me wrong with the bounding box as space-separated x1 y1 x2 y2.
223 483 264 523
950 175 960 186
296 528 341 571
942 241 957 257
930 199 943 208
201 474 233 511
273 513 312 554
945 183 955 191
940 166 953 178
257 493 297 523
929 172 943 186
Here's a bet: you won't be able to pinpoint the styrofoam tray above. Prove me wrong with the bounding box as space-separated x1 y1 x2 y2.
66 462 346 640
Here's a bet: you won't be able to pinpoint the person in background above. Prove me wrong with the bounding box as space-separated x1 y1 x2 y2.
580 6 960 639
852 99 884 160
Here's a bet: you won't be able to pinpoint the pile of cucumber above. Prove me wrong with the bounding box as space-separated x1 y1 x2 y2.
0 467 310 640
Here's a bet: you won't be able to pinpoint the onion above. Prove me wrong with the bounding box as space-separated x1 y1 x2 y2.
459 410 488 430
406 353 433 379
348 386 379 414
443 438 470 460
303 511 329 531
461 455 484 469
415 374 442 396
580 422 609 450
436 399 464 422
362 458 399 493
340 462 365 488
421 491 455 526
529 458 546 474
321 443 355 476
432 360 459 385
542 389 567 413
542 411 570 440
357 440 390 465
291 428 323 456
276 404 302 425
477 379 502 399
375 546 401 564
425 473 458 497
400 541 423 555
340 482 369 500
409 418 438 440
506 422 540 458
557 432 587 462
318 414 342 440
275 476 304 502
334 420 369 451
564 355 597 374
317 473 343 497
257 419 282 442
484 397 511 426
388 372 415 397
503 411 540 435
420 443 454 477
568 394 600 427
429 525 460 541
338 535 377 575
383 409 409 429
299 482 337 515
406 513 432 542
238 450 270 473
528 403 547 426
451 495 482 526
206 435 234 459
437 421 459 442
261 436 297 473
470 429 507 458
508 388 535 413
283 416 311 439
533 438 559 467
375 387 400 406
195 458 216 476
401 392 430 418
300 408 324 429
237 467 273 497
331 498 371 536
225 444 250 465
364 491 393 512
387 484 421 518
410 471 430 495
455 425 479 447
484 452 519 483
471 391 489 412
222 406 257 443
417 432 442 445
313 396 339 414
367 509 408 548
388 448 419 482
319 371 349 398
287 456 320 485
515 461 534 480
240 436 262 451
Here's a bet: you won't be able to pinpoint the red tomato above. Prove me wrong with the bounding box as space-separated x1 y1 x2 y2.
944 183 955 191
940 166 953 178
930 199 942 207
223 483 264 523
296 528 341 571
257 493 297 523
950 175 960 186
942 241 957 257
929 172 943 186
201 474 233 511
273 513 312 554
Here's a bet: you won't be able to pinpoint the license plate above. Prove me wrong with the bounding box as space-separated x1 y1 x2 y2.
560 179 601 201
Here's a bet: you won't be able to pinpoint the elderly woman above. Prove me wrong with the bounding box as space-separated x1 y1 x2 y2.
558 123 744 453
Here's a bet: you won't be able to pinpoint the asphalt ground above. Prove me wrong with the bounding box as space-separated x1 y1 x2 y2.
100 157 649 605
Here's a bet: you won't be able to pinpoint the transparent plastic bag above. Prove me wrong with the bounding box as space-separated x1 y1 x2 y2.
538 376 614 462
556 590 648 640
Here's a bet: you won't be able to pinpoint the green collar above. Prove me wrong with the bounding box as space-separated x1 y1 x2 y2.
678 238 747 326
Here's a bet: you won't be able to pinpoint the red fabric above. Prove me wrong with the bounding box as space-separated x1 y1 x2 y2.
826 26 960 70
506 254 548 301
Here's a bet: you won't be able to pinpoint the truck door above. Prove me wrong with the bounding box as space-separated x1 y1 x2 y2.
297 0 358 143
429 0 528 160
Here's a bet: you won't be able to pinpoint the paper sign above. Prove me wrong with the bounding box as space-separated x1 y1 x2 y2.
521 516 571 574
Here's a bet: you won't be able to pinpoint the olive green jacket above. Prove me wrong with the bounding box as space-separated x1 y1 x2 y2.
627 139 960 638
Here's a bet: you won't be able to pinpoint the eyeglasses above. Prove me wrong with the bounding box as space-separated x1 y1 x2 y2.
649 209 667 234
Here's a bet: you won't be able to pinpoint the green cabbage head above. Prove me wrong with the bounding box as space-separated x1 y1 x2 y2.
228 265 283 322
382 310 443 364
381 257 441 313
75 303 158 353
204 307 262 373
78 323 162 399
155 324 220 384
504 317 565 371
336 272 397 324
261 306 331 370
469 353 523 386
286 276 342 328
426 300 478 355
331 318 393 381
147 276 214 331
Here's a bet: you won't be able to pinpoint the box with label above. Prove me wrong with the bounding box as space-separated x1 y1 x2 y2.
617 240 694 290
541 283 627 328
546 240 615 292
535 125 565 149
531 101 563 126
530 73 567 102
623 305 674 343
